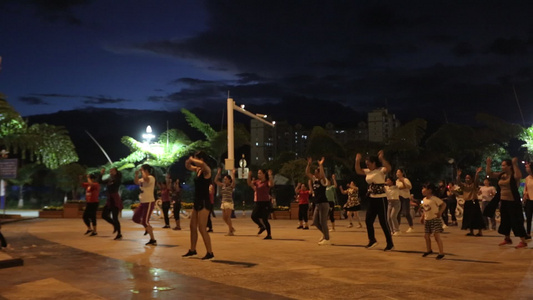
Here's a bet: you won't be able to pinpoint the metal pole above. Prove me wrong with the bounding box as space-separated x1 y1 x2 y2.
226 98 235 170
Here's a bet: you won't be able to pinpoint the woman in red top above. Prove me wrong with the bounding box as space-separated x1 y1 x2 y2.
81 174 101 236
295 183 310 229
248 169 274 239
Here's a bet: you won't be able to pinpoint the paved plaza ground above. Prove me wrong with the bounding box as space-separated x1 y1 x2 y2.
0 210 532 299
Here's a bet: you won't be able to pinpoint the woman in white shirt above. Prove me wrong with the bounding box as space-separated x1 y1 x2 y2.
355 150 394 251
396 169 414 233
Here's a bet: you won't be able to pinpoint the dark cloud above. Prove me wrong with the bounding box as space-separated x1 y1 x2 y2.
29 0 91 25
82 96 129 105
129 0 533 124
19 96 48 105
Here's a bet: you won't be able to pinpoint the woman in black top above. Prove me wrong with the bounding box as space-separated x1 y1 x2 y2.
182 151 214 260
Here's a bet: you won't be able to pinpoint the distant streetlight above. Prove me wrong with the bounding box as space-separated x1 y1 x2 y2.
142 125 155 144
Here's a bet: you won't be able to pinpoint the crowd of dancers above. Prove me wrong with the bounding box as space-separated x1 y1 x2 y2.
75 150 533 261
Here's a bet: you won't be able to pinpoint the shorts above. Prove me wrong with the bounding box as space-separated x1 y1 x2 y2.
221 201 234 210
424 218 443 234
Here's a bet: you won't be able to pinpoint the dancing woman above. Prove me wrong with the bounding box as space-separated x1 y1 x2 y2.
247 169 274 240
355 150 394 251
182 151 215 260
456 167 485 236
306 157 330 245
486 157 528 248
81 174 101 236
100 167 123 240
214 168 236 236
133 164 157 246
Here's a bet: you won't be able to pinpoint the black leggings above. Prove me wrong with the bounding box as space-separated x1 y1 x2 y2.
447 199 458 222
328 201 335 223
366 197 393 246
525 200 533 235
173 201 181 220
161 201 171 226
298 204 309 222
83 202 99 227
252 202 271 235
397 196 413 227
102 205 121 234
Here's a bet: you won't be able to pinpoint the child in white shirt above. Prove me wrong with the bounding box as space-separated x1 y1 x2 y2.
420 182 447 260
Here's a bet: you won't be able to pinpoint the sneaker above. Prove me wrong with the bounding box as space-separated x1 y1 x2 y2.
84 229 92 235
318 236 324 242
144 230 148 236
466 232 475 236
436 254 445 260
347 223 353 228
263 235 272 240
172 226 181 231
383 245 394 251
392 231 400 236
406 227 414 233
89 232 98 236
225 232 234 236
365 240 378 249
162 225 170 229
201 252 215 261
296 225 303 229
526 235 532 241
475 233 483 237
182 250 197 258
498 239 512 246
257 227 266 235
516 241 528 249
303 227 309 230
442 224 448 229
145 239 157 246
357 223 362 228
207 229 213 233
329 228 335 232
318 239 331 246
114 234 123 240
422 251 433 257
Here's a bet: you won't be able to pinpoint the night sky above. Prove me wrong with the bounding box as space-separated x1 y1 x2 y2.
1 0 533 125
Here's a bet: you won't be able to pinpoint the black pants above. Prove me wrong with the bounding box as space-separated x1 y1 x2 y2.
102 205 121 234
499 200 527 237
83 202 99 227
0 231 6 248
328 201 335 223
161 201 171 226
252 202 271 236
397 196 413 227
366 197 393 246
173 201 181 220
525 200 533 235
447 199 458 222
298 204 309 222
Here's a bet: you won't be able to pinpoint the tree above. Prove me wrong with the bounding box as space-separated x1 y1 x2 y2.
7 163 43 208
278 158 308 186
53 163 86 201
0 97 79 169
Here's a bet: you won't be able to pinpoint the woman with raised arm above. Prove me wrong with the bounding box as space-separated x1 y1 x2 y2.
339 181 362 229
215 168 236 236
295 182 310 230
355 150 394 251
133 164 157 246
456 167 485 236
248 169 274 240
486 157 528 248
182 151 215 260
306 157 330 245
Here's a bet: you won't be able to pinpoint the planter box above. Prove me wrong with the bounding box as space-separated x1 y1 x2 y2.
272 210 291 219
64 202 84 218
39 210 64 218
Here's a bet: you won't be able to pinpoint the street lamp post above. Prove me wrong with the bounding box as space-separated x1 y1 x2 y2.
225 98 275 171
